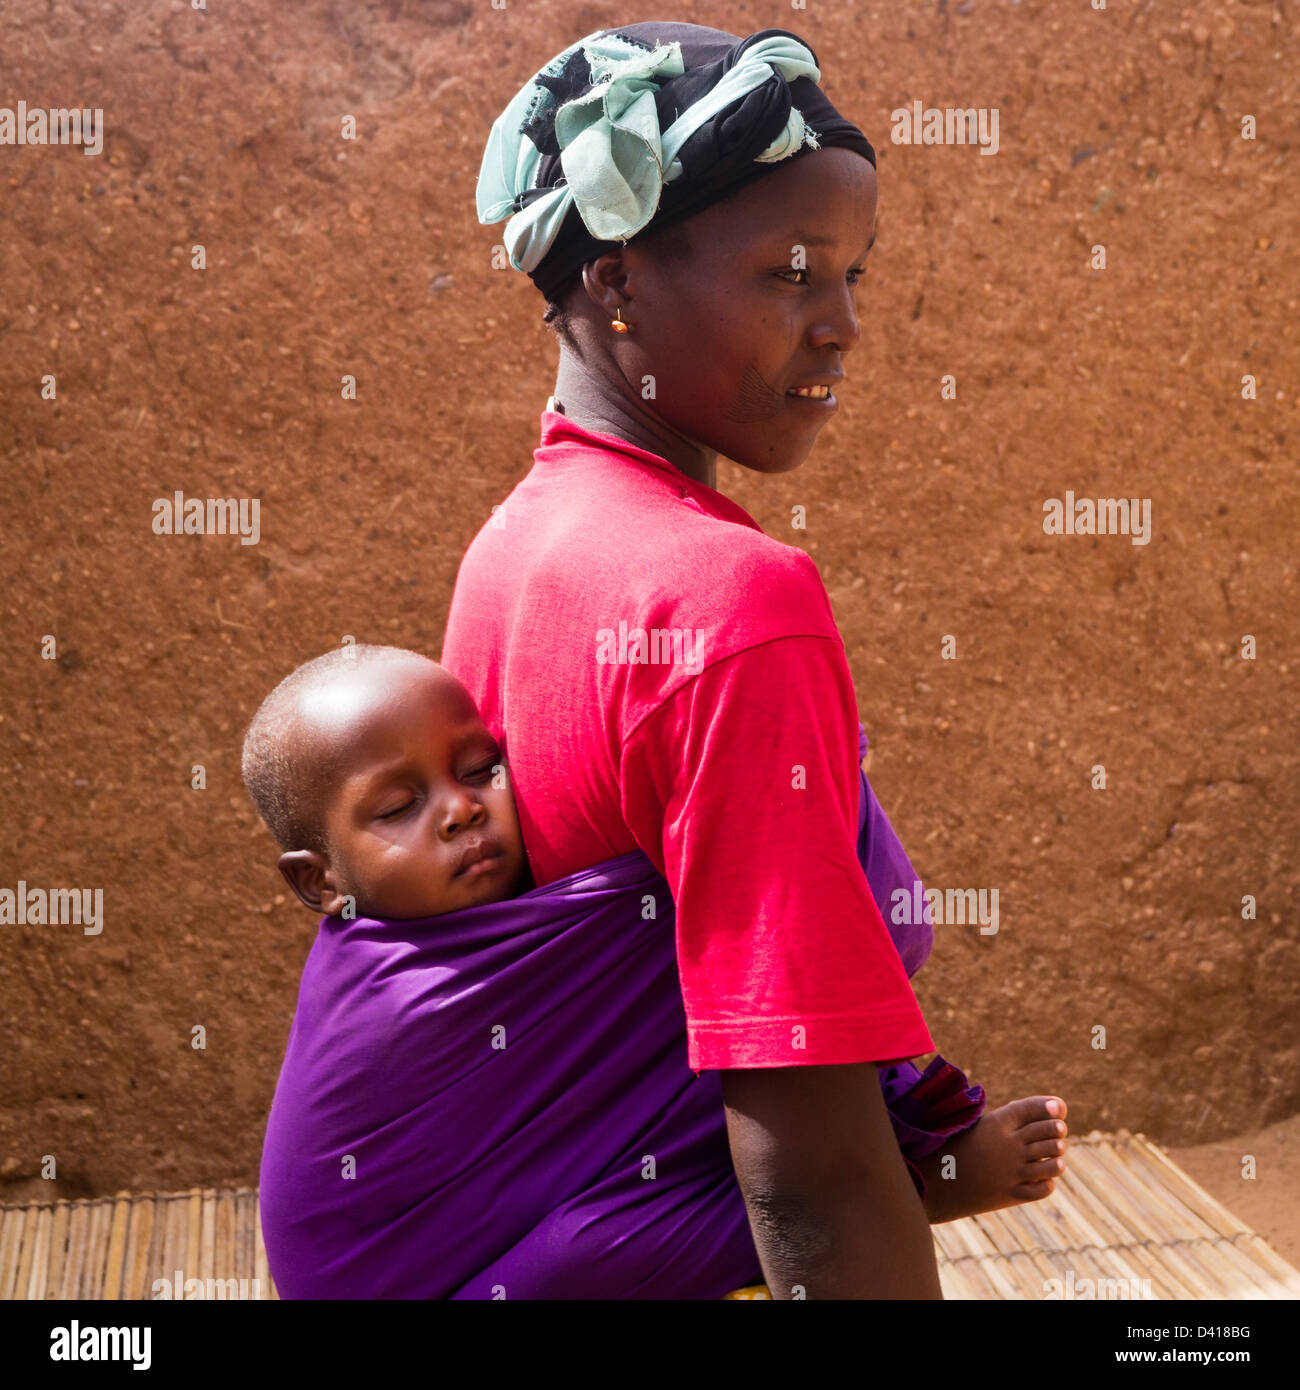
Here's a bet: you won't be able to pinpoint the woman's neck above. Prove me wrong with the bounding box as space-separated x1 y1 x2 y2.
551 355 719 491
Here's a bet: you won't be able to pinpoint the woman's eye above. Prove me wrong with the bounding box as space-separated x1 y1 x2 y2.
775 267 868 285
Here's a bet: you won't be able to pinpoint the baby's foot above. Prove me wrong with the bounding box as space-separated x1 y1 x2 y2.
916 1096 1068 1224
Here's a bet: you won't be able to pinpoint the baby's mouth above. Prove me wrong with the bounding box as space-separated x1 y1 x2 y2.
455 841 503 877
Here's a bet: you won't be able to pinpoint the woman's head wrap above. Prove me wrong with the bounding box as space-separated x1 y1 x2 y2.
476 21 876 304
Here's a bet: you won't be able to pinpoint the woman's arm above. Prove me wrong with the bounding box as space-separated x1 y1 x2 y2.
720 1061 943 1299
620 633 943 1294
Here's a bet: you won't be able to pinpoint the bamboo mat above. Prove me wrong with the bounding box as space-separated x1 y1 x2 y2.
3 1131 1297 1300
926 1129 1300 1300
0 1187 274 1301
730 1129 1300 1300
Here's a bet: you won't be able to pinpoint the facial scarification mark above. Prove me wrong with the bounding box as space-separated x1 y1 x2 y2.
724 359 786 423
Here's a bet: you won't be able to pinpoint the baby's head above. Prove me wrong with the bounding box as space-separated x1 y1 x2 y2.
241 644 527 920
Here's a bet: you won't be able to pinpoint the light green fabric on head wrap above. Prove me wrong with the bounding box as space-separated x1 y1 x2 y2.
477 29 824 278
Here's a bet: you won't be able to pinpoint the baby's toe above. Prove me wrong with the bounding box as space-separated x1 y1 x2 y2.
1001 1096 1060 1130
1011 1178 1056 1202
1019 1154 1066 1182
1019 1118 1068 1145
1024 1138 1066 1162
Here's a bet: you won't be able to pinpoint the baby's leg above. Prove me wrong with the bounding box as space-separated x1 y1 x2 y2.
916 1096 1068 1224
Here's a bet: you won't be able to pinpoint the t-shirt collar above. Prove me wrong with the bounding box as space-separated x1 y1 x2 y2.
537 404 763 532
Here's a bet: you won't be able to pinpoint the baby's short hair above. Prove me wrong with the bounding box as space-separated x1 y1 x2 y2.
240 643 429 856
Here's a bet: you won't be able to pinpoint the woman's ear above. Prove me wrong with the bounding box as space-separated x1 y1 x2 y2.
278 850 341 914
582 248 632 318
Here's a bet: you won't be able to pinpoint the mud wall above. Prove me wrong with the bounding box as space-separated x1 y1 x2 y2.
0 0 1295 1198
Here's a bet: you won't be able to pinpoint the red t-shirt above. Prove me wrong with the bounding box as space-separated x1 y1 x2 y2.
440 408 934 1072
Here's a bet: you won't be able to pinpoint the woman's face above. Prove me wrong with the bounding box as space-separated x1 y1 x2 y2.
599 145 877 474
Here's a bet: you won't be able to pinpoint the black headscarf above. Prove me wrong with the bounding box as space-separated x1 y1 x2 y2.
507 21 876 303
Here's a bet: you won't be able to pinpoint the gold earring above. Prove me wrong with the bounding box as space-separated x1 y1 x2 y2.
611 307 630 333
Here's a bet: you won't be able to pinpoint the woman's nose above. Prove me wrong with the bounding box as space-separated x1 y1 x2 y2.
811 285 861 354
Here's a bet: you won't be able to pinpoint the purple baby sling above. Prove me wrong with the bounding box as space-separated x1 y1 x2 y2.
258 724 984 1299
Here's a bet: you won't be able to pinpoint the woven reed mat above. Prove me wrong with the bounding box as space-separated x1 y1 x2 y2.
726 1130 1300 1300
0 1186 273 1301
3 1131 1298 1300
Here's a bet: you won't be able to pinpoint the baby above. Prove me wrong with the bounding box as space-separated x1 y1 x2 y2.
243 642 1067 1223
241 643 531 922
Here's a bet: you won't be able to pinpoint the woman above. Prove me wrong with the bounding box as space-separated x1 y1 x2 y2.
441 20 1068 1299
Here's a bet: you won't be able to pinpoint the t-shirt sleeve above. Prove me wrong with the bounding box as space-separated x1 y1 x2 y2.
618 634 936 1073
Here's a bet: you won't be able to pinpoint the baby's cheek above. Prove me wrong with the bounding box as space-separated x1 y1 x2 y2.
380 842 441 899
490 789 522 838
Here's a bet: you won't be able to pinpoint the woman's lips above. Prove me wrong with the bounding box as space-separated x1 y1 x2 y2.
785 390 837 410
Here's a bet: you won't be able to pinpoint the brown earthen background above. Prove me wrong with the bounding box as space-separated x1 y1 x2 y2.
1 0 1296 1246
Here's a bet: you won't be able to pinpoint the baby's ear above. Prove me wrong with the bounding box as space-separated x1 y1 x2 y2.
277 850 334 913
